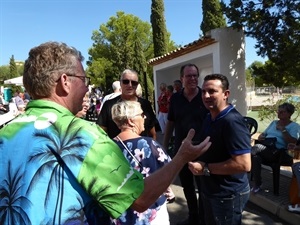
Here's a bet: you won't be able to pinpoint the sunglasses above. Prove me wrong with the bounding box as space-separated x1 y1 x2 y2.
121 79 139 86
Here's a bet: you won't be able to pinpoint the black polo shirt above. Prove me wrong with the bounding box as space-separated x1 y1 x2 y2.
97 95 156 138
168 87 209 152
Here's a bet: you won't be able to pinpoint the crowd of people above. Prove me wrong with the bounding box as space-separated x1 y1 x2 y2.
0 40 299 225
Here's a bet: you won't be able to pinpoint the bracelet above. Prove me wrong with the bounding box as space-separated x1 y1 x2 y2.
282 129 287 133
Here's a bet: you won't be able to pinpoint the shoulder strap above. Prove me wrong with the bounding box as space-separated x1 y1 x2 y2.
116 136 142 167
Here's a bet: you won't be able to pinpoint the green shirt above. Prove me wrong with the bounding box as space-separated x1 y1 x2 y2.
0 99 144 224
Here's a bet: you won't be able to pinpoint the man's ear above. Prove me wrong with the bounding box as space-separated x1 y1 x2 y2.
57 74 71 94
224 89 230 100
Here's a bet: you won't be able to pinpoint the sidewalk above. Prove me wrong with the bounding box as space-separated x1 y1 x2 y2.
156 132 300 225
248 166 300 225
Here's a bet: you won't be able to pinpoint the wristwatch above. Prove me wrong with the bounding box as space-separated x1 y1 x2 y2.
203 163 211 176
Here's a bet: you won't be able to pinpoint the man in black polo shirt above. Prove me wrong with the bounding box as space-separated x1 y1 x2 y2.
164 63 209 225
97 69 157 139
188 74 251 225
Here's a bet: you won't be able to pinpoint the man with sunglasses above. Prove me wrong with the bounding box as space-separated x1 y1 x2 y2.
0 41 212 224
97 69 157 140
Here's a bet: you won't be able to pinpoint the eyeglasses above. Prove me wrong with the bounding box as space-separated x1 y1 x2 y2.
67 74 90 86
184 74 199 79
121 79 139 86
134 112 146 119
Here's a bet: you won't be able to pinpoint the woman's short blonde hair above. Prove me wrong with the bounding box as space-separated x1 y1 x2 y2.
111 101 143 128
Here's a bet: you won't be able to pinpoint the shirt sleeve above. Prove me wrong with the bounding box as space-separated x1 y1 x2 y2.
225 116 251 155
78 127 144 219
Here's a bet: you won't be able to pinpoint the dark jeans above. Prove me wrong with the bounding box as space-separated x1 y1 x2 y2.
201 186 250 225
179 163 204 223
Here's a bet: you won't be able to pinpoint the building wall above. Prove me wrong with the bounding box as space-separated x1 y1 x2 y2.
153 27 247 116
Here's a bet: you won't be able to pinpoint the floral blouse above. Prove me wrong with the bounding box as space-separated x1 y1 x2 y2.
112 136 171 225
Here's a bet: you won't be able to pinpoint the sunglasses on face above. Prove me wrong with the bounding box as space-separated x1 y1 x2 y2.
121 79 139 86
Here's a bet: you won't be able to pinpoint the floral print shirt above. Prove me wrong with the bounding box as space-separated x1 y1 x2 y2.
112 136 171 225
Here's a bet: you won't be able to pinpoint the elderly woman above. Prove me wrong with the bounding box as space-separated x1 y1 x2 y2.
251 102 300 193
111 101 174 225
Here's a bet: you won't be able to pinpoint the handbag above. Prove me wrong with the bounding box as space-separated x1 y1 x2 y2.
289 175 300 205
254 137 281 161
256 137 277 148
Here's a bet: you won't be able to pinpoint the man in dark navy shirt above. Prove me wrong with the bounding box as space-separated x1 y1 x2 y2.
189 74 251 225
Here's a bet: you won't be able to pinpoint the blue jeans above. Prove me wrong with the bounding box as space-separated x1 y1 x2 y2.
201 186 250 225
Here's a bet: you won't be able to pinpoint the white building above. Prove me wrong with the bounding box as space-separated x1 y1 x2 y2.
148 27 247 116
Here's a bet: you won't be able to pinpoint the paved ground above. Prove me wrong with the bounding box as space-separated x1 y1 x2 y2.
156 131 300 225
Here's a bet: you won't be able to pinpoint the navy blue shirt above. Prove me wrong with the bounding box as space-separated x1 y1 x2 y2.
198 104 251 197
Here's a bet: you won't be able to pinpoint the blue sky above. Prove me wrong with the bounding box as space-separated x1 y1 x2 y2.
0 0 265 68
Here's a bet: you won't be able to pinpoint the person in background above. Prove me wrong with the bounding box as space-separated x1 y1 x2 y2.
163 64 209 225
189 73 251 225
97 69 157 140
157 83 168 134
173 79 182 93
0 41 211 224
0 93 8 114
75 93 90 119
13 90 25 110
166 85 174 109
99 80 122 112
24 89 31 101
0 103 8 115
287 142 300 213
251 103 300 193
111 101 175 225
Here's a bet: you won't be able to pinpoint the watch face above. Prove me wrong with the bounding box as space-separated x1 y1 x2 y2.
203 166 210 176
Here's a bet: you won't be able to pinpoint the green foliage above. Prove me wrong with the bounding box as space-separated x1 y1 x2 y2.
87 11 153 93
87 10 177 103
0 66 10 82
201 0 227 35
151 0 168 57
256 95 300 124
9 55 18 79
222 0 300 81
248 60 300 88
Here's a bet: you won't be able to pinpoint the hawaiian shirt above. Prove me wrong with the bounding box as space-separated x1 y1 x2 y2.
0 100 144 225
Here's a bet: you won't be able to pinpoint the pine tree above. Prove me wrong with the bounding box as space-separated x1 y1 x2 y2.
201 0 227 35
9 55 18 79
150 0 168 57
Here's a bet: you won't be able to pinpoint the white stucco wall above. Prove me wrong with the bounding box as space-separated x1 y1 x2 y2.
152 27 247 116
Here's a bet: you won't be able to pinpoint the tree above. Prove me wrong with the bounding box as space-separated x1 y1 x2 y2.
222 0 300 80
87 12 154 94
201 0 227 35
247 61 265 87
9 55 18 79
0 66 10 81
248 60 300 88
150 0 168 57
